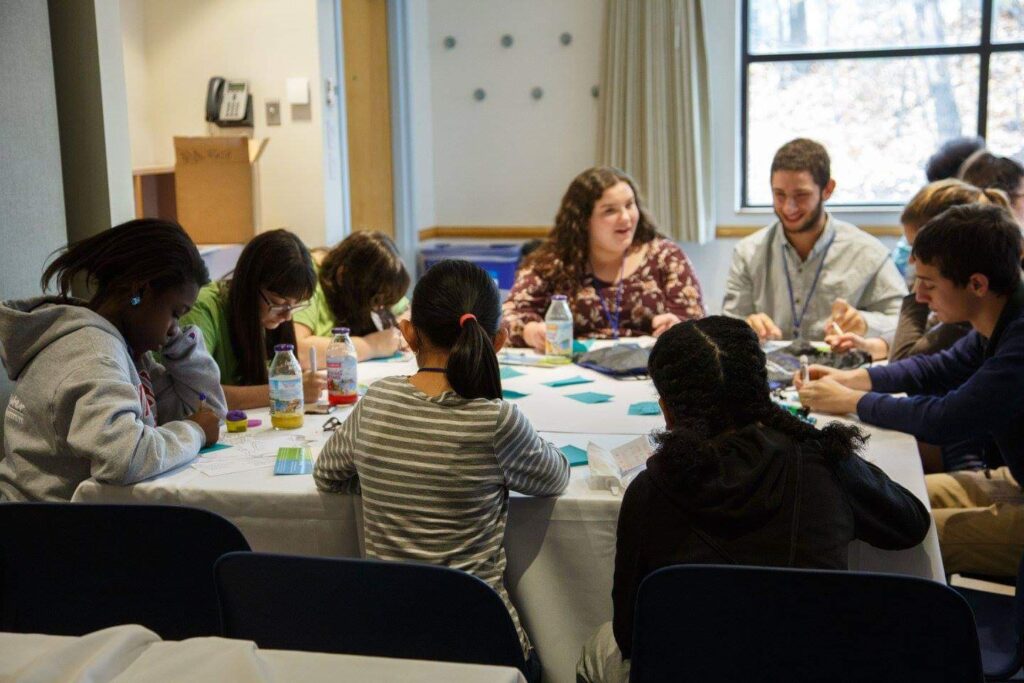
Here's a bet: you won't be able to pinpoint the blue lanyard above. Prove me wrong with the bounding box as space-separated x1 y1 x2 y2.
781 231 836 339
595 258 626 339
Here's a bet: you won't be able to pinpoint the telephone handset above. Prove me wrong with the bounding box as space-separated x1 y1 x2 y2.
205 76 252 127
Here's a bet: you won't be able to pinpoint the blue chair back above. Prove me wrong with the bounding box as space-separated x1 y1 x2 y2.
215 552 527 674
0 503 250 639
630 564 983 683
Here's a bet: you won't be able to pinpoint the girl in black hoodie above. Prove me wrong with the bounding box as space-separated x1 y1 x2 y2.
577 316 931 683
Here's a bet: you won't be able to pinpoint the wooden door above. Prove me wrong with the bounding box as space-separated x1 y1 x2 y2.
341 0 394 237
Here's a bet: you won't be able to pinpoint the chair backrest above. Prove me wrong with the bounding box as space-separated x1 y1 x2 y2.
0 503 250 639
630 564 983 683
215 552 527 673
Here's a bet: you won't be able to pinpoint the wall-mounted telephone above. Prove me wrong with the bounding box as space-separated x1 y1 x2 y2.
205 76 253 127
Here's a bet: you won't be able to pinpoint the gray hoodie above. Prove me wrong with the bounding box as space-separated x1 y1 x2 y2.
0 297 226 501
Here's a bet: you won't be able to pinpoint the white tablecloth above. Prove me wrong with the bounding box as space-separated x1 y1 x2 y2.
73 348 944 683
0 625 526 682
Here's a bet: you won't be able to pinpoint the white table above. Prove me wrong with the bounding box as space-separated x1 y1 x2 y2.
0 625 526 682
73 348 943 683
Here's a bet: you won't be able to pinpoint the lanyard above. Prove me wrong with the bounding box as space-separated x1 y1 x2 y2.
781 231 836 339
595 258 626 339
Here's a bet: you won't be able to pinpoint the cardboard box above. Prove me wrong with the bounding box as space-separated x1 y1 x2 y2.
173 137 268 244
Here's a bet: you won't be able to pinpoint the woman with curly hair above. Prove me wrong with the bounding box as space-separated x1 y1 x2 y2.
503 167 705 350
576 316 930 683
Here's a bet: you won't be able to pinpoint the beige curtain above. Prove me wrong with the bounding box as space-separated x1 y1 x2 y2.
598 0 712 243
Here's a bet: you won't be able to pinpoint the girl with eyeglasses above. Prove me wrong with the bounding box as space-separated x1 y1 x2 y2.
180 229 325 410
293 231 411 363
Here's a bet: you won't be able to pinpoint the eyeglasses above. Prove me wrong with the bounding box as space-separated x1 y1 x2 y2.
323 416 343 432
259 289 310 315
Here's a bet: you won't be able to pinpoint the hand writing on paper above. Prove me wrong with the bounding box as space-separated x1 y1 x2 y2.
187 404 220 447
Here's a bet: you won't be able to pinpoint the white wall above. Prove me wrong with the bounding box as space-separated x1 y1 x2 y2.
426 0 604 227
121 0 327 247
1 0 68 299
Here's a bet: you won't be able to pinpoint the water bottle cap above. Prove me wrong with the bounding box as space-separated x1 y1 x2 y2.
552 294 568 301
332 327 350 335
274 344 294 352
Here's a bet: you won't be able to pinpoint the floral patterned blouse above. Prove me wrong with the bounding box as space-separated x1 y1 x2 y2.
502 237 705 345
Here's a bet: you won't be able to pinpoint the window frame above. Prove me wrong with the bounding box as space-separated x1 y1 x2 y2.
740 0 1024 208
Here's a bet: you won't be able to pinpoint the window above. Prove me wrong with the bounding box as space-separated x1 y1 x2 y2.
742 0 1024 207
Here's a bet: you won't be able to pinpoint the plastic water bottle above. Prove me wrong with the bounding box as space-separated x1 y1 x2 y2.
545 295 573 357
269 344 304 430
327 327 358 405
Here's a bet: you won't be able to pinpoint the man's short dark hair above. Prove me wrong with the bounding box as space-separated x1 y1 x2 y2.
913 203 1023 295
770 138 830 190
925 136 985 182
960 150 1024 198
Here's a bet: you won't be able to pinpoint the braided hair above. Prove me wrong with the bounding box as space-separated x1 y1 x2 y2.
648 316 866 483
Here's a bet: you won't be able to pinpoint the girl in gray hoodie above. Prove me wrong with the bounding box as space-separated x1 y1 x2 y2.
0 219 225 501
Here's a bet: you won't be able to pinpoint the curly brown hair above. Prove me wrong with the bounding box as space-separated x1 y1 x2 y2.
523 166 659 294
319 231 410 336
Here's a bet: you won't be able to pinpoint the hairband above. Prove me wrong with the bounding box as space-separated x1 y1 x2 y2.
459 313 477 327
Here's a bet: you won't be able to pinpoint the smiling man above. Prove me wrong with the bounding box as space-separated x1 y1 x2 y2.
798 203 1024 576
723 139 906 341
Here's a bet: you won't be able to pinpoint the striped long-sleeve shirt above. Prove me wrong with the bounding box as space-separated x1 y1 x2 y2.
313 375 571 656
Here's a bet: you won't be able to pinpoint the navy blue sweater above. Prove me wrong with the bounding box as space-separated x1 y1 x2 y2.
858 281 1024 484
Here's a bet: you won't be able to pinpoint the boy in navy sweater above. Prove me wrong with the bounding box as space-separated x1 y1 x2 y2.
798 203 1024 577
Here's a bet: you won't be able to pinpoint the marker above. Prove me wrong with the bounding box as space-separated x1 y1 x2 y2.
830 321 844 337
198 392 207 412
799 355 810 384
309 346 317 372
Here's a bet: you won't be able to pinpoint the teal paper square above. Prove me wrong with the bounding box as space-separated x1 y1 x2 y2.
567 391 613 404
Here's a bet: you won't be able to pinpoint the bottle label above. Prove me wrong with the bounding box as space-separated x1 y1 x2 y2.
545 320 573 357
269 376 303 417
327 355 358 405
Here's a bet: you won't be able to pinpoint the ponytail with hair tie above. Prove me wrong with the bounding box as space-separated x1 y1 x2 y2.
411 260 503 400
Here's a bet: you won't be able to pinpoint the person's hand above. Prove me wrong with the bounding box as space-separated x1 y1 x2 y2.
826 298 868 337
797 377 866 415
825 332 889 360
186 407 220 447
366 327 401 358
303 370 327 403
651 313 681 337
746 313 783 341
522 322 547 353
792 363 840 389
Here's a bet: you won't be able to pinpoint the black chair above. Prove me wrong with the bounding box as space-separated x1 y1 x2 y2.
0 502 250 639
215 552 531 678
629 564 983 683
953 552 1024 680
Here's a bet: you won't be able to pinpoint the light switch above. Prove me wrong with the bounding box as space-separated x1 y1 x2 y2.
286 78 309 105
265 100 281 126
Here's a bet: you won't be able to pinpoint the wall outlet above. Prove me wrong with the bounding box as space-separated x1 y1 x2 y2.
265 100 281 126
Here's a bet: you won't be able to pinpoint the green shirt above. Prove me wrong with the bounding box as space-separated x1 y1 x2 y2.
181 282 241 385
292 280 409 337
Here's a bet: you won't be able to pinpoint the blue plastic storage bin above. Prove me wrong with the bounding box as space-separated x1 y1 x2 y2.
419 243 522 293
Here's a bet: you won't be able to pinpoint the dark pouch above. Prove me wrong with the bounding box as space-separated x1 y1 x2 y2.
574 344 651 378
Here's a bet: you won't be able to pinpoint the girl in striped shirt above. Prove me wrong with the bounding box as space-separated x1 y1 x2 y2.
314 259 569 680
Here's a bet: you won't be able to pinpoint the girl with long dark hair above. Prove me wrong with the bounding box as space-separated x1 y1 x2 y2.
294 231 411 362
577 316 930 683
181 229 324 410
314 260 570 682
0 219 224 502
